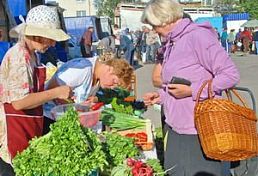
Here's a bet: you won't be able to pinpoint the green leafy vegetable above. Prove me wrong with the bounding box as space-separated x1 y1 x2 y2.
13 108 107 176
111 97 134 115
97 87 130 104
146 159 164 176
103 132 139 167
101 109 147 131
111 164 131 176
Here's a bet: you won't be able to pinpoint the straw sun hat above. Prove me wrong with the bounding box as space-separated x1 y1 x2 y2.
9 5 70 42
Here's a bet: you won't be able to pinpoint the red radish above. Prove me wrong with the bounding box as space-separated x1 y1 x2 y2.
138 167 147 175
145 166 153 176
132 167 139 176
134 161 143 168
127 158 135 167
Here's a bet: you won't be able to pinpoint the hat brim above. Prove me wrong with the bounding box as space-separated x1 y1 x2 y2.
10 24 70 42
25 25 70 41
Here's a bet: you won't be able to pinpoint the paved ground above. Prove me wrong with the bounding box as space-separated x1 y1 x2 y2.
135 53 258 128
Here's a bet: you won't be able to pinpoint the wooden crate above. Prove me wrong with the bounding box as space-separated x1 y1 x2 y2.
116 119 154 151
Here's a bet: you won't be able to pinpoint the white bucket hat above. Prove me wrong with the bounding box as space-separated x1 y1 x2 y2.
9 5 70 41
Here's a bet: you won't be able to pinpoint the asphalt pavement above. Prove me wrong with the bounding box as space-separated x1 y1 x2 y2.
135 53 258 128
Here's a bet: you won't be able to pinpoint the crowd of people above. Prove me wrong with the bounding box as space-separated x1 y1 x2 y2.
220 27 258 55
80 22 162 66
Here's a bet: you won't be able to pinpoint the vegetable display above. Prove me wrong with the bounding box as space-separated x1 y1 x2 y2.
97 87 146 117
111 158 164 176
13 108 107 176
101 109 147 131
96 87 130 104
111 97 134 115
102 132 140 167
125 132 148 145
127 158 164 176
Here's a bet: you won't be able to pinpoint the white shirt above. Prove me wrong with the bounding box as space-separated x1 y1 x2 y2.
43 57 97 119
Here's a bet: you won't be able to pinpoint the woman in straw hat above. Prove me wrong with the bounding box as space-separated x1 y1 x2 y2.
141 0 240 175
0 5 73 173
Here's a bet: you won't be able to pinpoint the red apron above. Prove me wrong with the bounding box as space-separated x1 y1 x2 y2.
3 66 46 159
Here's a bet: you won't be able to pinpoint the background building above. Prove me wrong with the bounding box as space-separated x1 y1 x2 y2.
45 0 97 17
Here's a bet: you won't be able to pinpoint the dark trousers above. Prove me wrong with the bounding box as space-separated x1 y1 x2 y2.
164 124 222 176
124 48 135 66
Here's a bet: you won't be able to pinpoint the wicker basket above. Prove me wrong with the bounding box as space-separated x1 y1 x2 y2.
194 80 258 161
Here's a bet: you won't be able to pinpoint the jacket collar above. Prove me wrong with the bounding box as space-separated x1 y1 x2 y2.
165 18 192 43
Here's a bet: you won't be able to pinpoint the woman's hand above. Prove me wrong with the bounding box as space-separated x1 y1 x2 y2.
167 84 192 99
143 92 160 106
82 96 98 105
54 85 73 100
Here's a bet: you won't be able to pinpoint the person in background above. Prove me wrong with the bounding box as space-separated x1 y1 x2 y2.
235 28 243 51
227 29 236 53
253 27 258 55
113 24 121 57
43 56 134 134
113 24 121 43
214 27 221 41
241 27 252 53
141 0 240 175
80 26 94 57
146 29 160 63
120 31 135 66
221 28 228 51
124 28 134 42
97 35 116 54
0 5 72 175
140 25 150 63
134 29 144 62
236 28 242 42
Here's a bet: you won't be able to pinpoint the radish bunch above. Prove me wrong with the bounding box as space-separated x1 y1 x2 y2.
127 158 153 176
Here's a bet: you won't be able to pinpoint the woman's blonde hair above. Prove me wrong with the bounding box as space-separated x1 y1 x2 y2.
104 59 134 89
141 0 183 27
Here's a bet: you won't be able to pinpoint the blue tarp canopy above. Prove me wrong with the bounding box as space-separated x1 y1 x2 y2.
223 13 249 21
0 42 11 64
8 0 26 17
64 16 99 44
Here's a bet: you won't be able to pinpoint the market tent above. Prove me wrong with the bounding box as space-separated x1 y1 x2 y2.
241 19 258 28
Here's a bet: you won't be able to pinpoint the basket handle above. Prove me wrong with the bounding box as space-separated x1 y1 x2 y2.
196 80 249 107
195 80 213 106
225 89 248 108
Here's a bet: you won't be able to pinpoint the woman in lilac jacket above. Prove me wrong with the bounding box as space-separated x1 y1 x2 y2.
142 0 240 175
